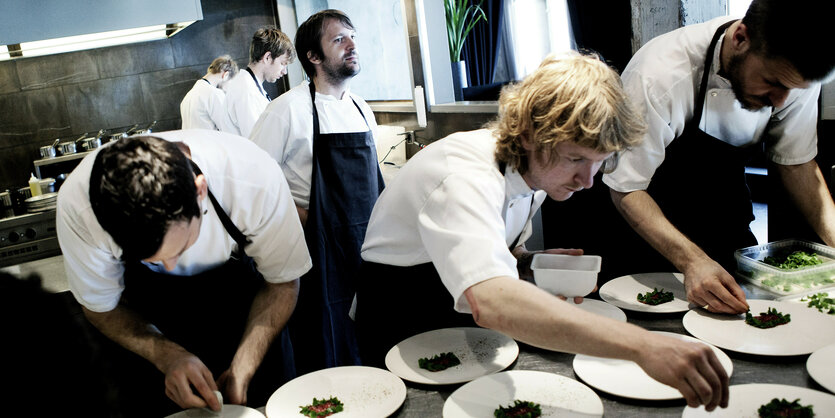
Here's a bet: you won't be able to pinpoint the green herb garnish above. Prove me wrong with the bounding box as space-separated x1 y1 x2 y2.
763 251 823 270
418 352 460 372
745 307 791 329
299 396 344 417
637 288 675 305
801 292 835 315
494 400 542 418
757 398 814 418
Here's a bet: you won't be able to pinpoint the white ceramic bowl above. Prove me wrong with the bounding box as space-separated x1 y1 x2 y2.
532 253 601 297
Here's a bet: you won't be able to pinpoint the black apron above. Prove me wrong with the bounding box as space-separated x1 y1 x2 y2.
355 162 527 368
96 162 295 416
636 20 759 273
289 82 384 373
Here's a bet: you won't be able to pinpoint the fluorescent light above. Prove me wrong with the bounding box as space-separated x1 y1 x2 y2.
0 21 195 61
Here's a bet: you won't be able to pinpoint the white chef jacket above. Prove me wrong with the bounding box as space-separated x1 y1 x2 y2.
249 80 379 209
56 129 312 313
361 129 546 313
225 70 270 138
180 79 233 131
603 16 821 193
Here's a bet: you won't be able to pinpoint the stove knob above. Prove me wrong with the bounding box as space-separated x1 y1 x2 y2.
25 228 36 239
8 231 19 243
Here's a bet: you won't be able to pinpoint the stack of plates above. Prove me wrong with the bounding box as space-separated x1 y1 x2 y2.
25 192 58 213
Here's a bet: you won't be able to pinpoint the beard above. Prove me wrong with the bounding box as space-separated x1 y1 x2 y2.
725 52 772 110
322 53 360 82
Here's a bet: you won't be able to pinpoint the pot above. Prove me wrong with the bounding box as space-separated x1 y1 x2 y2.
39 145 57 159
81 137 101 151
39 178 55 194
58 141 77 155
0 191 11 208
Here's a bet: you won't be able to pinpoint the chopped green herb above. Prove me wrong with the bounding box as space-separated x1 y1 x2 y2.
418 352 461 372
745 307 791 329
494 400 542 418
757 398 814 418
299 396 343 417
637 288 675 305
801 292 835 315
763 251 823 270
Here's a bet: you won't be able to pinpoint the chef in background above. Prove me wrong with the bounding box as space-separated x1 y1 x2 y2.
180 55 238 131
603 0 835 314
356 53 730 412
225 26 295 138
56 131 311 416
250 9 383 373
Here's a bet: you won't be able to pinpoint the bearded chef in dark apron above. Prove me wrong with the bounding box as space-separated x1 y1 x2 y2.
56 131 311 416
249 10 384 373
604 1 835 314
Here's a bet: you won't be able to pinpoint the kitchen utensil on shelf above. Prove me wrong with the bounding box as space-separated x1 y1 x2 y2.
39 178 55 194
81 136 101 151
57 141 76 155
134 120 157 135
39 138 60 159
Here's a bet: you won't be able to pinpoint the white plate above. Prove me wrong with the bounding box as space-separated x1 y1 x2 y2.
384 327 519 385
682 383 835 417
599 272 689 313
443 370 604 417
683 299 835 356
807 343 835 394
566 298 627 322
572 331 733 401
166 405 264 418
264 366 406 418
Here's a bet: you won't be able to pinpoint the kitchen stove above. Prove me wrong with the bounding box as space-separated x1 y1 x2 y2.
0 209 59 268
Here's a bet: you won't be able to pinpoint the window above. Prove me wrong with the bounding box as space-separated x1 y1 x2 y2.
504 0 573 79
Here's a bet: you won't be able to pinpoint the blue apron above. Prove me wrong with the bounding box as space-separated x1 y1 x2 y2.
290 82 384 373
92 162 295 416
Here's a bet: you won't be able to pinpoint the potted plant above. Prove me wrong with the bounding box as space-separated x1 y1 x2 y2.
445 0 486 99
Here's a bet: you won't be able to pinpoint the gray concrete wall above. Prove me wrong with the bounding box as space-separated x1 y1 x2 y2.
631 0 727 53
0 0 279 190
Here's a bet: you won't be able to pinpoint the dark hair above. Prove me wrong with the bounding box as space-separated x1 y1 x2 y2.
89 136 200 262
295 9 355 79
742 0 835 81
250 26 296 64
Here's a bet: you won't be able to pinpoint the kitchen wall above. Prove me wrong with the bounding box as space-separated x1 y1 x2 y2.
0 0 281 190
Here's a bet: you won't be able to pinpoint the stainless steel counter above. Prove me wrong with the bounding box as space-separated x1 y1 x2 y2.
389 293 826 417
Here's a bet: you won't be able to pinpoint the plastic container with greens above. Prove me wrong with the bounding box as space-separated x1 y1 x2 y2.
735 239 835 296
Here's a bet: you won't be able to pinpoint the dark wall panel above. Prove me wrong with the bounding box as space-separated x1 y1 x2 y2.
139 65 204 123
63 76 149 134
0 87 71 144
96 40 176 79
15 51 99 90
0 61 19 94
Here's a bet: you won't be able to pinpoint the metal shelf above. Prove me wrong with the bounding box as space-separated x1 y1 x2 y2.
33 150 93 178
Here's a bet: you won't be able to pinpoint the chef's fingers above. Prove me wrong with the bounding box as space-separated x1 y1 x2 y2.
707 285 748 314
706 348 730 408
691 348 728 411
193 374 221 411
543 248 584 256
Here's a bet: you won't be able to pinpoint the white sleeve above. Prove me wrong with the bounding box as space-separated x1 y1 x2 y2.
765 84 820 166
236 88 265 139
232 158 312 282
417 173 518 313
209 89 233 133
603 69 678 192
56 193 126 313
250 104 291 165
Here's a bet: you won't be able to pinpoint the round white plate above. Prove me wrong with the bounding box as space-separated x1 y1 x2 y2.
808 343 835 393
443 370 604 417
572 331 733 401
566 298 627 322
682 383 835 417
264 366 406 418
777 290 835 318
384 327 519 385
599 272 689 313
683 299 835 356
166 405 264 418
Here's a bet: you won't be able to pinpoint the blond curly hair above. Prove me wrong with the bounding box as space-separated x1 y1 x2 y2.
492 52 645 174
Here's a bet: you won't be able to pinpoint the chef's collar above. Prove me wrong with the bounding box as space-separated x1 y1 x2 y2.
306 80 352 102
710 31 733 90
503 164 535 199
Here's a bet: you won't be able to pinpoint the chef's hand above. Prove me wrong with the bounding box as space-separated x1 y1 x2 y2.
217 368 250 406
160 351 220 411
637 334 729 411
515 247 584 281
682 258 748 314
555 285 598 304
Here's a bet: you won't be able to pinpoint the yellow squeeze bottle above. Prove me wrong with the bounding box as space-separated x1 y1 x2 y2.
29 173 42 197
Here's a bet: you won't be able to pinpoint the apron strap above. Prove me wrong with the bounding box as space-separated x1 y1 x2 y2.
189 160 251 248
246 67 270 101
691 20 736 129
